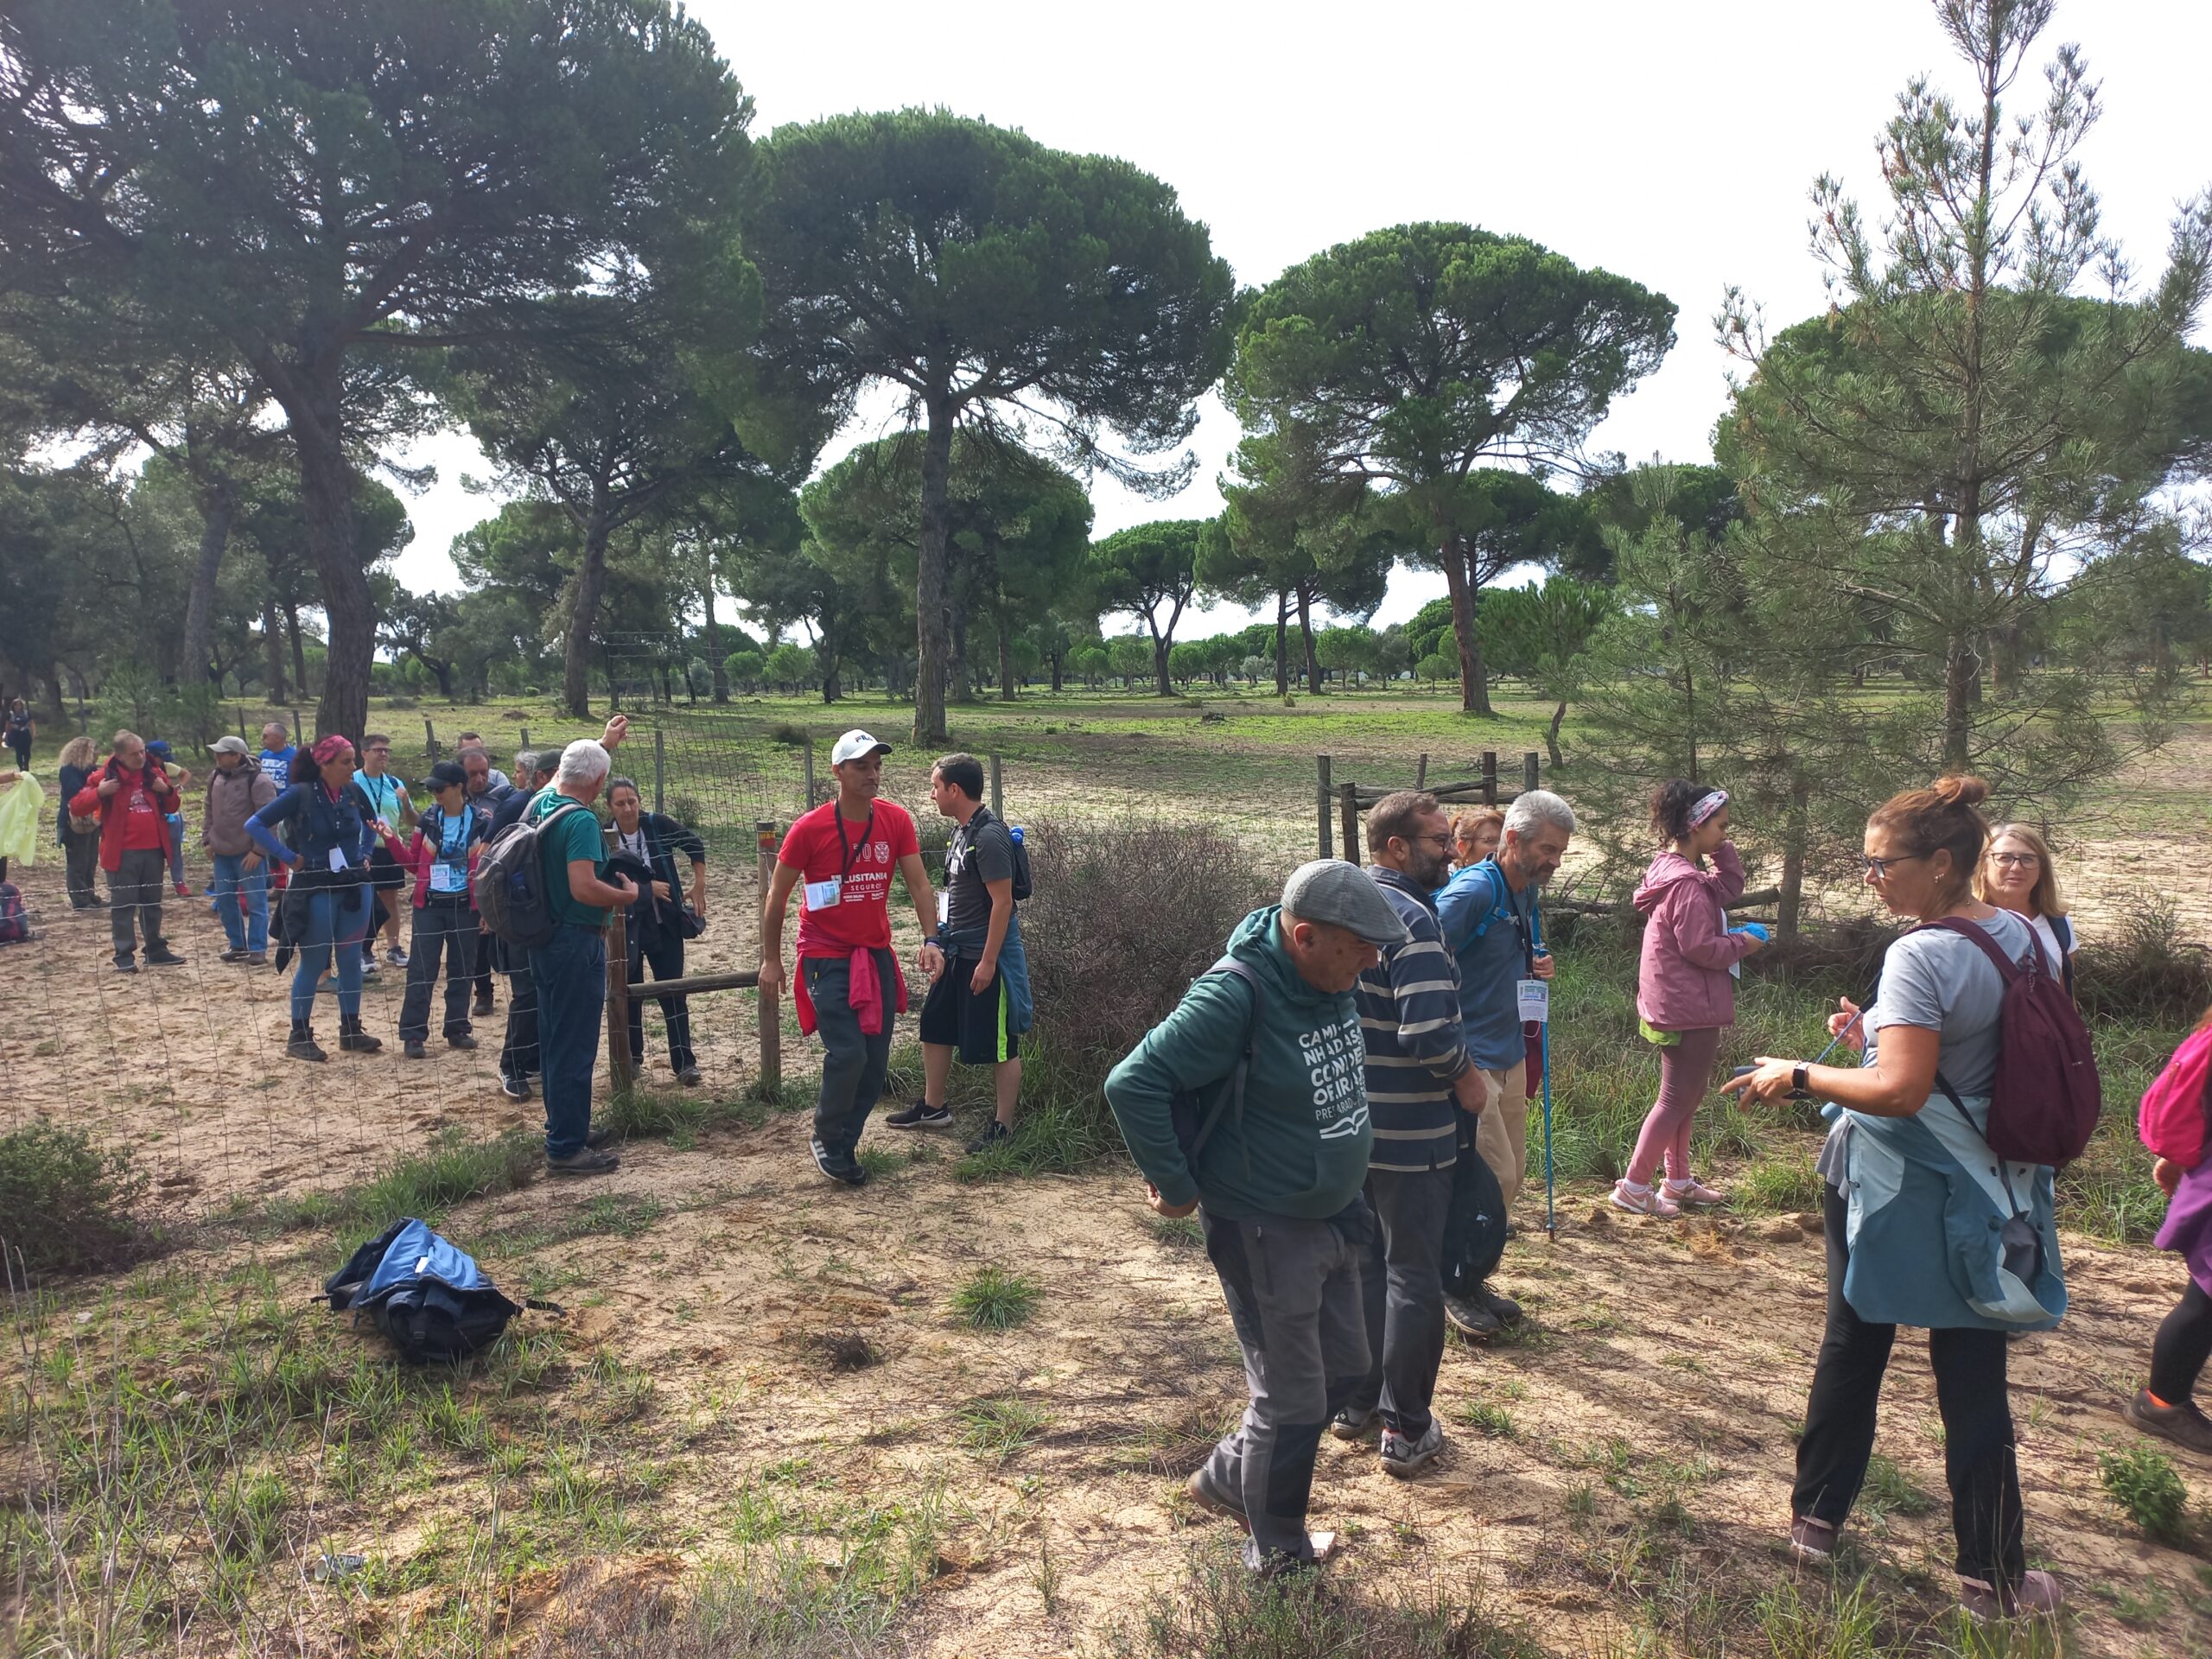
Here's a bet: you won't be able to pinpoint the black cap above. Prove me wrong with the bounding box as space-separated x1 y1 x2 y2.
422 760 467 791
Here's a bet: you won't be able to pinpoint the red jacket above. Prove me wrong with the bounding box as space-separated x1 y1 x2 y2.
378 804 487 911
1633 842 1758 1032
70 760 175 873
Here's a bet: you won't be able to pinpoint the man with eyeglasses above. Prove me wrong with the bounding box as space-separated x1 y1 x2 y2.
354 733 415 974
1335 791 1484 1478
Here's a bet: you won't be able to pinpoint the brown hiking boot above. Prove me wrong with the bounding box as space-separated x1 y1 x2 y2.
2124 1389 2212 1459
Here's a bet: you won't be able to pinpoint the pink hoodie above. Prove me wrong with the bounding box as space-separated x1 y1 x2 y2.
1633 841 1757 1031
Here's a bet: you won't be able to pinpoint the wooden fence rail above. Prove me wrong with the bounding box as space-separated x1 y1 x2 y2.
1319 750 1543 862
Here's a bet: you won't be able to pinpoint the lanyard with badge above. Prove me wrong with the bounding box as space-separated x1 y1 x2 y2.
804 807 872 911
429 809 471 894
1500 869 1550 1029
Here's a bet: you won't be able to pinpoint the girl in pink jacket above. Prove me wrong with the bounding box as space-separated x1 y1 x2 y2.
1612 782 1770 1217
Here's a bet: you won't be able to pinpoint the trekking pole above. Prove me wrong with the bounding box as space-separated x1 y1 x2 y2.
1541 1018 1556 1238
1732 1005 1866 1094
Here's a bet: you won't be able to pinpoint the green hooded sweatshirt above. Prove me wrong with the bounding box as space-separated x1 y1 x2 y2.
1103 906 1372 1220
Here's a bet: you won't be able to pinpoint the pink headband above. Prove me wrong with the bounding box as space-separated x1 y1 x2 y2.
1688 789 1729 829
309 734 354 766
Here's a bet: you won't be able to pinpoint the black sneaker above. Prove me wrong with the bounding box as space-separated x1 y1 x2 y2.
143 946 185 966
1474 1285 1523 1326
1330 1406 1380 1443
403 1039 427 1059
546 1147 620 1178
884 1101 952 1131
219 947 250 963
112 956 138 974
1443 1293 1500 1340
1380 1420 1446 1478
500 1075 531 1101
676 1064 702 1086
810 1136 867 1186
447 1032 478 1051
2125 1389 2212 1459
966 1119 1012 1154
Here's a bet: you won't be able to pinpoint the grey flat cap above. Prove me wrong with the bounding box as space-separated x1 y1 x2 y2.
1281 859 1411 949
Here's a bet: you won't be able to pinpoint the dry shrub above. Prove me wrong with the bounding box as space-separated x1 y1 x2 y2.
1018 818 1274 1103
2075 890 2212 1026
0 1120 153 1275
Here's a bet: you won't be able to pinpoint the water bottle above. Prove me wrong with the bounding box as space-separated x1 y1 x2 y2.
1008 824 1024 846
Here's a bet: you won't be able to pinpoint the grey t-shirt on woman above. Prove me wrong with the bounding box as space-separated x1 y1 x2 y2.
1816 907 2036 1182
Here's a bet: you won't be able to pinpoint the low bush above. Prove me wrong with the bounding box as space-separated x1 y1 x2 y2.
2075 891 2212 1027
0 1120 153 1275
950 1264 1039 1332
766 721 810 747
2099 1444 2192 1545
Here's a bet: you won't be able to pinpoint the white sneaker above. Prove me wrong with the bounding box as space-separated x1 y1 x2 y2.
1611 1179 1681 1219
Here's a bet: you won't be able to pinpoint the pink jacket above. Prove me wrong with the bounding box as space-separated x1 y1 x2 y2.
1634 842 1757 1031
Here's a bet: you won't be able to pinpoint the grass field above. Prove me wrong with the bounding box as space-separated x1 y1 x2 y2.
4 683 2210 1656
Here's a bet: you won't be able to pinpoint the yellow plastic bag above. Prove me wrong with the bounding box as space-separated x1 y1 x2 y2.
0 772 47 868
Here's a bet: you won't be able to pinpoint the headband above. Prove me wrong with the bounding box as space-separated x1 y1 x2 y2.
1687 789 1729 829
309 734 354 766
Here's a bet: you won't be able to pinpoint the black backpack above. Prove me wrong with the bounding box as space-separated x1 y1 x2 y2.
474 799 588 950
324 1219 550 1365
1168 957 1264 1166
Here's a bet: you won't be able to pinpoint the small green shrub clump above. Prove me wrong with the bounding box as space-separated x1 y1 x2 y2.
950 1264 1040 1332
0 1120 152 1274
2099 1445 2192 1545
766 721 810 747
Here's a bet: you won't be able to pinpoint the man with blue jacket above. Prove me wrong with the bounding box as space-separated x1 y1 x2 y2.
1105 860 1408 1575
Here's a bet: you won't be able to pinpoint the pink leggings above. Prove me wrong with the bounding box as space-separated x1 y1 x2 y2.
1625 1027 1725 1185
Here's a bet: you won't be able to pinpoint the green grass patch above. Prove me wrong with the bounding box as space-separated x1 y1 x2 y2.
957 1395 1053 1466
262 1127 541 1255
950 1264 1040 1332
1735 1156 1824 1215
2100 1444 2193 1545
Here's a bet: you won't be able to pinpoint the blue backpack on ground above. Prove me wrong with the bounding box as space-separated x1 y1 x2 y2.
323 1218 549 1364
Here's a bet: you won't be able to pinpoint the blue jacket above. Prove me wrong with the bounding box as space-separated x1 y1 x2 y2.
1434 858 1542 1071
247 780 376 882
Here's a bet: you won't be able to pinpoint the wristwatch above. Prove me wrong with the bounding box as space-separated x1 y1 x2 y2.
1791 1064 1810 1099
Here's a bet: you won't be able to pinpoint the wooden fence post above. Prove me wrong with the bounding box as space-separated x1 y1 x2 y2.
1338 781 1361 867
653 726 666 816
989 752 1003 818
519 726 530 754
606 906 633 1096
423 717 437 760
1415 753 1428 789
291 709 302 745
802 736 817 810
756 819 782 1096
1482 752 1497 806
1316 755 1333 858
1524 751 1541 795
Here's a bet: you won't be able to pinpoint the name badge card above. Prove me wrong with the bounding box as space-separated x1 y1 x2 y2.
430 862 467 894
804 875 842 911
1516 978 1550 1025
938 891 950 925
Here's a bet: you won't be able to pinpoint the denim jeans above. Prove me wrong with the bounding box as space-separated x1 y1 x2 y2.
530 924 605 1160
209 852 270 954
290 882 371 1020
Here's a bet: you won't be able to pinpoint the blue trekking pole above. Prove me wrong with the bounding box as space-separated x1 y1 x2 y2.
1541 1016 1555 1237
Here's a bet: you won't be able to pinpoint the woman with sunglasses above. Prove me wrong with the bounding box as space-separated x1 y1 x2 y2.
1974 823 2077 1000
1613 781 1767 1217
1724 774 2066 1620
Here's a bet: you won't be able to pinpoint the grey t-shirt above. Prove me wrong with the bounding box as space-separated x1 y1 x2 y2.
945 808 1014 936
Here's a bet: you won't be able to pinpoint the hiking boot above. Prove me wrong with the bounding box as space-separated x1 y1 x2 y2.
1788 1515 1839 1562
112 955 137 974
1611 1179 1681 1219
966 1119 1012 1154
810 1137 867 1187
1330 1406 1381 1443
288 1020 327 1063
500 1074 532 1101
474 992 496 1017
1957 1570 2062 1620
2124 1389 2212 1458
144 944 185 966
403 1039 427 1059
1380 1420 1446 1478
447 1031 478 1051
338 1016 382 1054
676 1063 702 1086
1184 1465 1249 1532
546 1146 620 1178
1443 1293 1499 1340
219 946 250 963
1473 1284 1522 1326
884 1100 952 1131
584 1125 615 1150
247 951 268 967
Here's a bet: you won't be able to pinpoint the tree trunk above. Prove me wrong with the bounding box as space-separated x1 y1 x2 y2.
1296 585 1320 692
999 620 1017 701
181 478 233 688
703 565 728 703
1778 775 1810 940
1152 629 1173 698
949 606 971 703
1274 587 1290 698
913 391 956 743
38 663 65 724
1545 700 1567 769
562 500 613 720
1942 630 1975 773
263 594 288 703
284 599 308 700
1048 649 1063 693
1440 536 1490 715
286 395 374 741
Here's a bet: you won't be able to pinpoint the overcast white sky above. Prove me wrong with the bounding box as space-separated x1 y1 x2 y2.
388 0 2212 635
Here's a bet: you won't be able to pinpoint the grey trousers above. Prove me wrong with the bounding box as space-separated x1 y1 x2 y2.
1200 1208 1370 1570
804 950 896 1157
1347 1164 1453 1437
108 847 168 958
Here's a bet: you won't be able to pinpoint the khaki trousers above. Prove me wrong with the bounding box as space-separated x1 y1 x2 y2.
1473 1058 1529 1209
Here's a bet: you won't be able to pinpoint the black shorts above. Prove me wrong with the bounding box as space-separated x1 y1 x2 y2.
919 957 1020 1065
367 843 407 890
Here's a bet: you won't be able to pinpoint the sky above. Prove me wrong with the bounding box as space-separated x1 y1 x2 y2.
387 0 2212 636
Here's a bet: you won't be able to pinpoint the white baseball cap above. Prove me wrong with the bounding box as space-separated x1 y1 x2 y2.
830 729 891 766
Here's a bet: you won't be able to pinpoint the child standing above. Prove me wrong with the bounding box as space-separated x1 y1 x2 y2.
1614 782 1768 1218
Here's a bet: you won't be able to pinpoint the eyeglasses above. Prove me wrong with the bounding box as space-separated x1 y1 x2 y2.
1857 851 1928 880
1409 833 1453 850
1989 852 2039 868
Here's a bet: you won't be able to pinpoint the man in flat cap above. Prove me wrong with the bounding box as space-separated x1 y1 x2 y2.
1104 858 1408 1576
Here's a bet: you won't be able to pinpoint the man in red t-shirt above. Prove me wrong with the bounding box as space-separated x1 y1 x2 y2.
760 730 943 1185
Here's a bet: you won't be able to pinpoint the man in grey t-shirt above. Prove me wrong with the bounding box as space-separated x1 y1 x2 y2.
884 753 1026 1152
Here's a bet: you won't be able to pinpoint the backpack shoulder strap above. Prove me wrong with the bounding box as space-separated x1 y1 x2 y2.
1916 914 2029 982
1189 957 1264 1160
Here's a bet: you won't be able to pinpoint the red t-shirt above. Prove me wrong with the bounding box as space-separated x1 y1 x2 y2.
111 764 169 852
779 798 919 956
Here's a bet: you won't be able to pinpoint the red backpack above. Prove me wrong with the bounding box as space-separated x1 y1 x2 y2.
1917 916 2101 1168
2139 1026 2212 1170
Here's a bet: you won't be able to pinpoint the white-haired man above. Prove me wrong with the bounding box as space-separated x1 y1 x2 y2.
527 738 636 1177
1433 787 1574 1337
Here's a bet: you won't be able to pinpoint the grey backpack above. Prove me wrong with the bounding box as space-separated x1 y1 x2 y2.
472 801 587 950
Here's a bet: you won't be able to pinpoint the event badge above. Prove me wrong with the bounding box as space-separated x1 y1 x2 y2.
804 875 842 911
938 891 950 925
327 848 348 873
1722 908 1742 980
430 861 467 894
1516 978 1550 1025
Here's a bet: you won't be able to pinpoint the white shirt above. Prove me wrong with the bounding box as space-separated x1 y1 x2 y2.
2028 912 2075 971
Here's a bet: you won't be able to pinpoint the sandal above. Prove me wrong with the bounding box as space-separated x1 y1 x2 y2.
1611 1179 1681 1219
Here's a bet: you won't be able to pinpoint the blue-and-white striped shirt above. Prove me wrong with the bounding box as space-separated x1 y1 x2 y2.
1357 866 1472 1173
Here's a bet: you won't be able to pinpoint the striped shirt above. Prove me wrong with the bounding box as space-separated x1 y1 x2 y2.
1357 866 1472 1173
